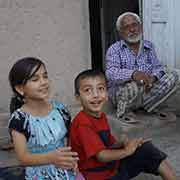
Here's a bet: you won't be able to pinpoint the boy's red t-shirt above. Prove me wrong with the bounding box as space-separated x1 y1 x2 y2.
69 111 120 180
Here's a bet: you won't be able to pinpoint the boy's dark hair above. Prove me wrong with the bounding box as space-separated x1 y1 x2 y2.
74 69 107 96
8 57 45 113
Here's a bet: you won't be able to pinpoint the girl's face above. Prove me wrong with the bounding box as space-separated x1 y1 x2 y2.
15 64 50 102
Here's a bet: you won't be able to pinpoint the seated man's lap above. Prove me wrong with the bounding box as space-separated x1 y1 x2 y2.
143 71 180 107
158 71 179 90
110 70 180 117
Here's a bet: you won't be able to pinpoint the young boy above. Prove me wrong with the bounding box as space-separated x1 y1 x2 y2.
69 69 177 180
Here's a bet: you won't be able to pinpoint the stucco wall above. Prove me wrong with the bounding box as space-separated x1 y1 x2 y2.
0 0 91 112
174 0 180 68
143 0 177 68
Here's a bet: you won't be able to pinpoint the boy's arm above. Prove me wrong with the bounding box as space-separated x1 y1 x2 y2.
110 134 129 149
96 138 146 163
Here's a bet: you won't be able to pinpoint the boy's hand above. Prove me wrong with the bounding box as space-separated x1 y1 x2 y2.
49 146 79 170
141 138 152 144
124 138 143 156
121 134 129 147
124 138 152 156
111 134 129 149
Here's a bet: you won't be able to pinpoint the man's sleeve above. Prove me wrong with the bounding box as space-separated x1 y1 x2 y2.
149 43 165 79
105 46 134 82
76 125 107 159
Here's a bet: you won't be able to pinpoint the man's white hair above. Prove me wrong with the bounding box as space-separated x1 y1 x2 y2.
116 12 141 32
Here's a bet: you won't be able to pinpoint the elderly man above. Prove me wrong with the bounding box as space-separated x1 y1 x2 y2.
105 12 179 123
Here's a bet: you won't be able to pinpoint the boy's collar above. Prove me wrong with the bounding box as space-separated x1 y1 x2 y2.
82 110 103 119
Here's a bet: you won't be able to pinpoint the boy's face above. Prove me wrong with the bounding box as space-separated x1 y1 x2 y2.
76 76 108 118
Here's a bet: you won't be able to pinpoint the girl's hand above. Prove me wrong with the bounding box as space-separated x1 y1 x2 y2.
73 161 79 173
49 146 79 170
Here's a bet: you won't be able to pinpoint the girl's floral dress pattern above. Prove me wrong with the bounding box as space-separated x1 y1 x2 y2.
8 101 75 180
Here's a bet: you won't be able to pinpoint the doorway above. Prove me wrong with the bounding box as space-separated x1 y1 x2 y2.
89 0 140 70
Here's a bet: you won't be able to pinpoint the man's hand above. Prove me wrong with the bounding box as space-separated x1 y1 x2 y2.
132 71 157 92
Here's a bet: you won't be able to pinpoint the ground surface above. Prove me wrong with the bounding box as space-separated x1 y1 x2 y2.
0 97 180 179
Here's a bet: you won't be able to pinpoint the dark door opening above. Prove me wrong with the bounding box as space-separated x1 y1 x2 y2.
89 0 140 71
89 0 103 71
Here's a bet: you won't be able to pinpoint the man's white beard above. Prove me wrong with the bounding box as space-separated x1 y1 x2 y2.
126 33 142 43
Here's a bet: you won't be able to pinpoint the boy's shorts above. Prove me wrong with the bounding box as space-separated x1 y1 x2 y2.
108 142 167 180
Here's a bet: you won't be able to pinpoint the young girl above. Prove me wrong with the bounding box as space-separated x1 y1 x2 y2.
8 57 79 180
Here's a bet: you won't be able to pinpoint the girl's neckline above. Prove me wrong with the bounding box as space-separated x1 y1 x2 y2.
19 101 54 118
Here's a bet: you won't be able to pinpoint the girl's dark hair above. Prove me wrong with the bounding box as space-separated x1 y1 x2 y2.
74 69 107 96
9 57 45 113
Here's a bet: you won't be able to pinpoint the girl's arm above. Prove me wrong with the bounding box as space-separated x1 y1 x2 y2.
12 130 78 169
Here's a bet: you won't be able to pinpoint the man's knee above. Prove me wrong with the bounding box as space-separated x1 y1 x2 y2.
160 71 179 87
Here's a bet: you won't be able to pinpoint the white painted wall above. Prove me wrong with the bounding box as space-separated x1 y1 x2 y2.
143 0 176 67
174 0 180 67
0 0 91 112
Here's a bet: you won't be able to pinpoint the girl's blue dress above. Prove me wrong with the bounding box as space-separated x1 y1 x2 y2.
8 101 75 180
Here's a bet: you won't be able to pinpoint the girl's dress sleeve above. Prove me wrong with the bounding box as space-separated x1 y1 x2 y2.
8 111 30 141
53 100 71 130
